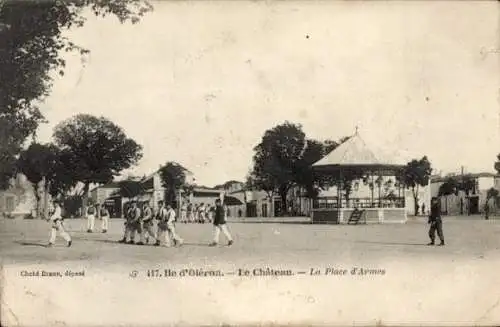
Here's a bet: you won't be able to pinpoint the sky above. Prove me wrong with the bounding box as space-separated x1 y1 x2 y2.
36 1 499 187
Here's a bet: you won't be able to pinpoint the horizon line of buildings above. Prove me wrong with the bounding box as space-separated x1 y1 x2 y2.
1 169 499 218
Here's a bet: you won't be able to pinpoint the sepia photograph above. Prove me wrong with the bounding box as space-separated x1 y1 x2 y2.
1 1 499 326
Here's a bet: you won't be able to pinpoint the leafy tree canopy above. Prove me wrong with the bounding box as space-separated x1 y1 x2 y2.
118 179 144 199
158 161 193 206
0 0 152 189
248 121 348 206
53 114 143 191
494 153 500 174
16 142 58 186
438 177 458 197
402 156 432 189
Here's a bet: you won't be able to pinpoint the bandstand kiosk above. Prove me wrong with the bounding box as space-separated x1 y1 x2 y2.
311 130 407 224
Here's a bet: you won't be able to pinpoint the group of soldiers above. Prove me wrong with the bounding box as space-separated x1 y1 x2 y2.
178 202 219 224
116 200 184 246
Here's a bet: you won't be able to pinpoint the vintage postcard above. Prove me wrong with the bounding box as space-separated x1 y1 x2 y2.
1 1 499 326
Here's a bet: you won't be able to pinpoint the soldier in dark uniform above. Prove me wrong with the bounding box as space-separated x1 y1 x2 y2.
130 202 142 245
119 203 134 243
428 197 445 246
209 199 233 247
140 202 156 245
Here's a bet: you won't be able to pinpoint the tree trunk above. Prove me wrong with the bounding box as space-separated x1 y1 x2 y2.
279 188 287 217
43 179 50 219
82 182 90 217
34 180 42 219
412 186 419 216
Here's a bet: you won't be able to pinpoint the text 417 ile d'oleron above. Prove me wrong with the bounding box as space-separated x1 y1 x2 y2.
137 267 386 278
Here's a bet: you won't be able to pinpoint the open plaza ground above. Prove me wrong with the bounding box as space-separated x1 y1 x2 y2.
2 216 500 326
1 216 500 266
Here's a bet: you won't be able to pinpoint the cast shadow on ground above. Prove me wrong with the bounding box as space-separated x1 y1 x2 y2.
353 240 429 246
14 240 48 247
233 221 312 225
92 239 209 247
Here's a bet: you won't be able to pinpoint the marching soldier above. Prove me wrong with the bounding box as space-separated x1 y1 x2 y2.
140 202 156 245
427 197 445 246
209 199 233 247
86 201 97 233
130 202 143 245
47 200 72 247
180 202 188 223
119 202 138 244
166 204 183 246
156 202 183 247
98 203 110 233
155 201 169 246
198 203 206 223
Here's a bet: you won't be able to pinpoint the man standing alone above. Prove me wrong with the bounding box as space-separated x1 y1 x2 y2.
428 197 445 246
99 204 110 233
86 202 97 233
47 200 72 247
209 199 233 247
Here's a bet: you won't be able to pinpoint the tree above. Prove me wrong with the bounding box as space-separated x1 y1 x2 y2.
402 156 432 216
53 114 143 208
293 139 330 199
0 0 153 190
118 179 144 200
16 143 58 217
495 154 500 174
438 177 459 215
250 122 307 215
16 143 77 217
158 161 193 208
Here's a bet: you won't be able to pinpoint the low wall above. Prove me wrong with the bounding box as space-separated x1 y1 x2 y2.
312 208 407 224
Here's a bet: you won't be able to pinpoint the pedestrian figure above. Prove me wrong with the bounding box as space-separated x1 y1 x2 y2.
86 202 97 233
208 205 215 223
198 203 206 223
132 202 143 245
140 202 156 244
156 203 183 247
155 201 168 246
99 204 110 233
484 200 490 220
187 202 194 223
46 201 72 247
119 203 133 243
421 203 426 216
427 197 445 246
209 199 233 247
180 202 187 223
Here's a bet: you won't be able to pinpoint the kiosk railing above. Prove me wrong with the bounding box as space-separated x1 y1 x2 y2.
313 197 405 209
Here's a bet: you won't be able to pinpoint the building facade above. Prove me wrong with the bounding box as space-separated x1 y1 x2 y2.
0 174 38 218
430 173 500 215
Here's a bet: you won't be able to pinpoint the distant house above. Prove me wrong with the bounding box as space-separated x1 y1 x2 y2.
188 187 223 207
89 182 122 217
430 172 500 215
0 174 38 218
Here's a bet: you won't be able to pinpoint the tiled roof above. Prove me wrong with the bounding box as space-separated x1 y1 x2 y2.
312 132 406 167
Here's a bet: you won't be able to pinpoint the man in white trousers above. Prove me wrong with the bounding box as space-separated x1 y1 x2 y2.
209 199 233 247
98 204 109 233
140 202 156 245
86 202 97 233
119 204 134 243
47 201 72 247
155 203 183 247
